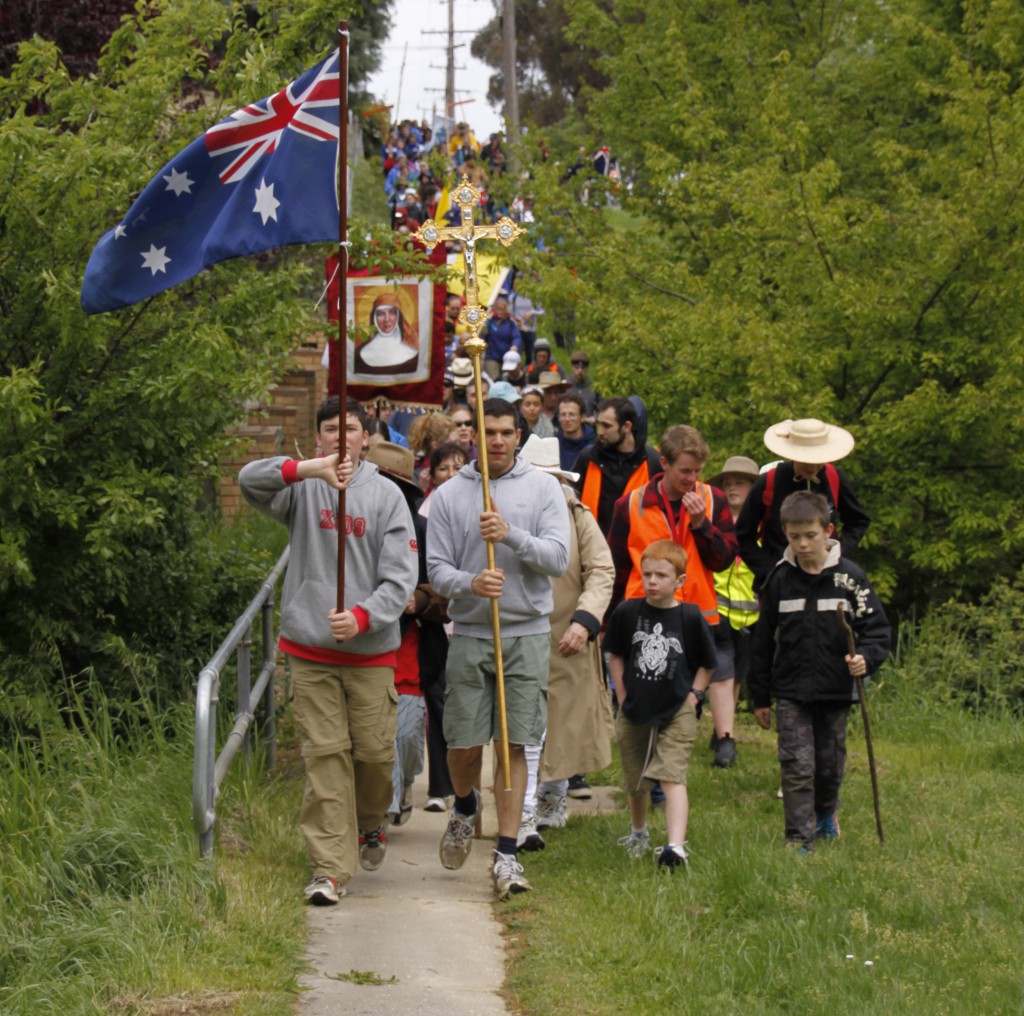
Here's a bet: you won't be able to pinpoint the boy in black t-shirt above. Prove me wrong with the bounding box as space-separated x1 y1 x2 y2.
604 539 716 870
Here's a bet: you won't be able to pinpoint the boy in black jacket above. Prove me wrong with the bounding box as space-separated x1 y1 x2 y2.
750 492 889 852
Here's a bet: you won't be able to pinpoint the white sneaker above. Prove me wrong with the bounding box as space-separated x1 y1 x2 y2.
493 850 532 899
424 796 450 813
535 791 567 830
516 811 546 852
439 790 480 870
358 826 388 871
304 875 344 905
617 829 652 858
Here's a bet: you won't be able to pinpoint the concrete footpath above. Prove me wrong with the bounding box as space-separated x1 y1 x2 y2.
296 758 618 1016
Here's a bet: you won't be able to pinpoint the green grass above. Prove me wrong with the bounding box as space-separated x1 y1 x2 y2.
0 695 307 1015
502 695 1024 1015
4 623 1022 1014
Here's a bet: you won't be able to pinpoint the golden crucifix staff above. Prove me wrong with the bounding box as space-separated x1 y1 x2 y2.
414 176 526 790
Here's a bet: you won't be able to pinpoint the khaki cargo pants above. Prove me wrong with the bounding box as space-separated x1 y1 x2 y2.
288 655 398 886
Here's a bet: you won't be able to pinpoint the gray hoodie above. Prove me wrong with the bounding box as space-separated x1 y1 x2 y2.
239 457 418 656
426 458 570 638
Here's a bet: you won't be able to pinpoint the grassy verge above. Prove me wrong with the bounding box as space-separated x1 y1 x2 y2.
502 688 1023 1015
0 695 307 1016
5 613 1021 1014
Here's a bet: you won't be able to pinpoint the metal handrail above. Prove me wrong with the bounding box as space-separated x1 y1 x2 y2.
193 546 290 857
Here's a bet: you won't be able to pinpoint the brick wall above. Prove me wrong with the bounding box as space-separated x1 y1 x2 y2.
219 338 327 518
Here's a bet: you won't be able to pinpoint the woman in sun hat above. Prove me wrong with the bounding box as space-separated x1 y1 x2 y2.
734 418 871 589
705 455 762 769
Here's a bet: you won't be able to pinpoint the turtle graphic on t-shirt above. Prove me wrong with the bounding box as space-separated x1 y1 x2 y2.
632 622 682 678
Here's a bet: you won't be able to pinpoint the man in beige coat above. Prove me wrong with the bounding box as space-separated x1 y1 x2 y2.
516 436 615 850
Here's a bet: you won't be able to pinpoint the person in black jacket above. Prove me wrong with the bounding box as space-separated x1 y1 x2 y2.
735 417 870 589
749 492 890 852
572 396 661 536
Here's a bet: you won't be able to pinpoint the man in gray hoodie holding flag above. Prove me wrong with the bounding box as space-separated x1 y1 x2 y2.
240 396 418 906
427 397 570 899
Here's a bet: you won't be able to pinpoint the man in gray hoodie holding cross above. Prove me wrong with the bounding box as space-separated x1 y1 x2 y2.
427 397 570 899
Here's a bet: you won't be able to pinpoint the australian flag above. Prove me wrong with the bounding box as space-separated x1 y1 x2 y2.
81 50 340 314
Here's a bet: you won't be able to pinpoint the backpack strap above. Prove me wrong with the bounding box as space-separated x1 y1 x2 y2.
762 464 841 529
758 467 776 541
824 463 840 509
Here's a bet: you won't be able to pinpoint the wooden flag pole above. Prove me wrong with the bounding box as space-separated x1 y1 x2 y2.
336 21 350 611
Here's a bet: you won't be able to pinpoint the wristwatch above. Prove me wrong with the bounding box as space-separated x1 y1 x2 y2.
690 688 706 706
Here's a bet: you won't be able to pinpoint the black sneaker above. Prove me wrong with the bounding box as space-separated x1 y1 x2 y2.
657 843 689 872
567 774 592 799
712 734 737 768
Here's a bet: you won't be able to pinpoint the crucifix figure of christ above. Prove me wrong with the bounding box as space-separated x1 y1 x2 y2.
413 176 526 336
413 175 527 790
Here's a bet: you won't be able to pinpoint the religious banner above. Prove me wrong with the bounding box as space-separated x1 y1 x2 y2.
325 242 446 408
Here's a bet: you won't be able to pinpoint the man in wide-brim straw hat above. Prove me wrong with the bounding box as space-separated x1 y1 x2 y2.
513 436 614 849
735 418 871 589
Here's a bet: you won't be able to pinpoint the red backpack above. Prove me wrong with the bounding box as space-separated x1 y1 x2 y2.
759 464 840 540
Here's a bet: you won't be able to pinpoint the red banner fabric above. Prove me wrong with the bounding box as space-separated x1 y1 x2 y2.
325 243 446 410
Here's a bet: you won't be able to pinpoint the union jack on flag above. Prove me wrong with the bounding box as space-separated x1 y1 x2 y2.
82 50 341 314
205 53 339 184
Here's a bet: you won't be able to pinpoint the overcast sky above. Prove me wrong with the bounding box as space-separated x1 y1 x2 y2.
363 0 504 137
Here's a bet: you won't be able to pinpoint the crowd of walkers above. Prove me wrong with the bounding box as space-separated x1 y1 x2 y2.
238 118 890 903
379 116 618 238
379 119 514 236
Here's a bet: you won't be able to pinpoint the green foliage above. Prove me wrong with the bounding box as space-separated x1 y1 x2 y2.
351 154 393 226
0 689 306 1014
514 0 1024 610
325 969 398 986
503 668 1023 1015
884 568 1024 718
0 0 390 709
470 0 608 126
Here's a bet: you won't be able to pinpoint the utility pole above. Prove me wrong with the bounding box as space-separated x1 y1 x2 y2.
446 0 456 129
395 40 408 120
501 0 519 136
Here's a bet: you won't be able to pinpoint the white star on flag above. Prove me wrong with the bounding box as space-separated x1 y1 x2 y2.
141 244 171 275
253 178 280 225
163 167 194 196
114 224 127 239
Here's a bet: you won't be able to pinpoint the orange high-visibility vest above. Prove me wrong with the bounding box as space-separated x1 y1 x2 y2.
580 459 651 519
624 481 719 625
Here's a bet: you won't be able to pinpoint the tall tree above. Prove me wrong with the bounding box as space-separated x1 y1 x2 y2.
0 0 396 713
471 0 607 126
0 0 135 79
516 0 1024 609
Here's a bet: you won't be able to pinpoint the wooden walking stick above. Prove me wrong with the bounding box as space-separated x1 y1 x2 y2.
837 602 884 843
413 178 526 791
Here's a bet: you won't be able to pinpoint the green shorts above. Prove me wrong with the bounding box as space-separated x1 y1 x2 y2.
443 633 549 748
616 701 697 794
